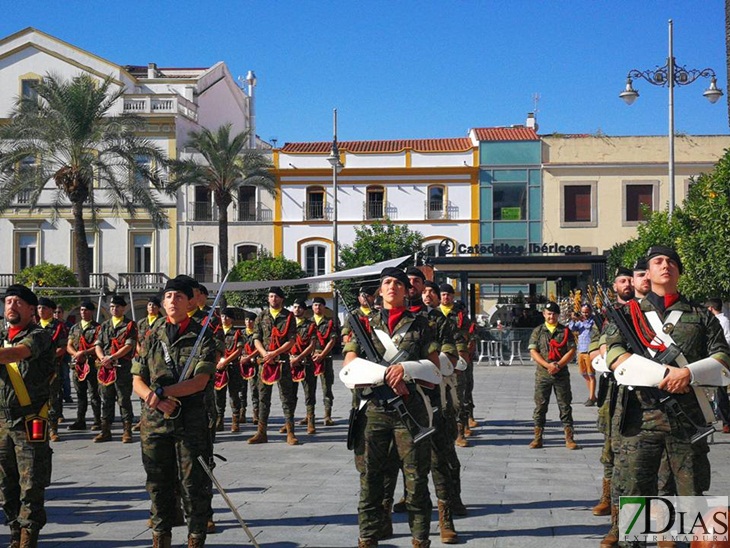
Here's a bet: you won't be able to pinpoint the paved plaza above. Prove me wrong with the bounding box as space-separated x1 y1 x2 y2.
32 361 730 548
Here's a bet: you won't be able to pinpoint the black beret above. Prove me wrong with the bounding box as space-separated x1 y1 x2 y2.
147 295 161 306
424 280 440 292
312 297 326 306
633 257 648 272
164 277 194 299
244 311 257 321
269 286 285 298
440 283 455 294
198 284 209 296
646 245 683 274
358 285 375 296
292 297 308 308
38 297 57 309
110 295 127 306
221 307 236 317
380 267 411 289
405 267 426 281
614 267 633 279
79 300 96 311
544 301 560 314
175 275 200 290
5 284 38 307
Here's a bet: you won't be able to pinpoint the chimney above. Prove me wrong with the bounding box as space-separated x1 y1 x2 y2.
147 63 157 79
526 112 538 131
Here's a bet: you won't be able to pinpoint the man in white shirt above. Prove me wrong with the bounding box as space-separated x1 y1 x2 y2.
706 298 730 433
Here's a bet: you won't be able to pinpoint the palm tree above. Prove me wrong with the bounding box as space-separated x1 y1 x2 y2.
0 73 170 287
169 123 276 278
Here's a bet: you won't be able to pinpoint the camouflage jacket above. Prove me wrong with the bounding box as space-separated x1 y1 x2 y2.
191 308 224 355
292 318 316 357
0 323 54 424
222 326 244 358
409 303 458 358
40 318 68 364
313 315 338 354
253 308 295 357
68 320 101 365
438 304 476 353
528 322 576 376
96 316 138 366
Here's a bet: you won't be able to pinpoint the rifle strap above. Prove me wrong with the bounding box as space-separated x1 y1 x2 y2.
3 341 49 419
373 322 413 362
415 384 434 429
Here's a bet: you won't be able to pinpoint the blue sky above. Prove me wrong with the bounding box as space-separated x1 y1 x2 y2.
1 1 727 144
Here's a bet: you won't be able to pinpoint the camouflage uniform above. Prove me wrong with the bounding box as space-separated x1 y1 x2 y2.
528 322 576 428
605 294 730 504
95 316 138 425
191 308 223 439
40 319 68 429
137 314 163 355
131 318 216 540
439 304 476 427
253 308 297 425
313 315 338 419
344 308 438 543
239 329 259 421
67 319 102 426
0 323 54 531
214 326 244 422
291 317 317 417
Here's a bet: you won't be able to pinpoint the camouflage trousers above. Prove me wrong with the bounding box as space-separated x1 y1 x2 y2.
0 420 53 530
463 359 475 418
99 364 134 424
214 366 244 418
532 369 574 428
293 360 317 409
257 360 297 424
73 364 101 424
318 358 335 414
140 400 212 538
354 393 432 541
48 362 63 424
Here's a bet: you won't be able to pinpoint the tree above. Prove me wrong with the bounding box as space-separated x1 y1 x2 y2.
169 124 276 278
0 73 171 287
15 262 79 310
225 251 308 309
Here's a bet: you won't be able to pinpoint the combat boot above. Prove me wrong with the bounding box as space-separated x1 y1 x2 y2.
93 420 112 443
564 426 579 450
411 538 431 548
528 427 543 449
592 478 611 516
252 408 259 425
279 424 287 434
18 528 39 548
247 421 268 444
206 518 216 533
187 534 205 548
239 408 247 424
463 422 472 437
132 420 141 432
49 423 60 442
67 419 87 431
455 423 470 448
438 500 458 544
9 522 20 548
468 416 478 429
231 411 240 433
152 532 172 548
286 421 299 445
307 412 316 435
90 416 102 431
357 538 378 548
122 421 133 443
392 495 407 513
600 504 619 547
297 416 308 426
323 406 334 426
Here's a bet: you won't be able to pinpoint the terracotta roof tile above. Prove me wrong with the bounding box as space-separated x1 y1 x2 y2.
473 127 539 141
281 138 473 154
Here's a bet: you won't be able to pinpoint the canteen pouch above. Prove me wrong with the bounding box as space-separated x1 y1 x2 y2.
25 416 48 443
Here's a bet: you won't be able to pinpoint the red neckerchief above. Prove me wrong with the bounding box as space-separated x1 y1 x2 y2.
547 326 570 361
110 318 135 354
293 322 315 354
359 316 371 333
7 326 23 341
51 321 65 343
167 316 191 336
224 329 241 358
315 318 334 346
78 324 101 351
629 299 666 353
386 307 407 335
269 311 293 351
665 293 680 309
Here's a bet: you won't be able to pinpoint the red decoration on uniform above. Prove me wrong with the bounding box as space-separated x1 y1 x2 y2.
548 328 570 361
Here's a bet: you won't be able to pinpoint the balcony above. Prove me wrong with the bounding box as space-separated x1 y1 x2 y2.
363 201 397 220
0 274 16 289
118 272 169 290
122 94 198 122
424 200 459 220
189 201 218 222
302 201 332 221
308 281 331 293
237 202 273 223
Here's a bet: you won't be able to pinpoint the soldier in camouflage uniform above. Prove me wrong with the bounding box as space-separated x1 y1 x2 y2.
136 295 163 355
311 297 338 426
238 311 260 424
0 284 54 548
213 308 244 432
36 297 68 442
132 276 216 548
248 287 298 445
527 301 579 449
290 298 317 434
94 295 138 443
343 267 438 548
66 301 102 431
602 247 730 548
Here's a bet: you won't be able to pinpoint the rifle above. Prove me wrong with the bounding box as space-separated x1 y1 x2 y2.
596 286 714 443
336 290 435 448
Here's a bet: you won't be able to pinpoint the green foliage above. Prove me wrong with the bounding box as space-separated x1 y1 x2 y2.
225 251 308 308
15 263 79 309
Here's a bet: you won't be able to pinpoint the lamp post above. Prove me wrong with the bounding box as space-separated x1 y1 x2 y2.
619 19 723 216
327 109 344 316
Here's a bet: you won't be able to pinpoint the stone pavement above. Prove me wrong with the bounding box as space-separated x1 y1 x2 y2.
27 361 730 547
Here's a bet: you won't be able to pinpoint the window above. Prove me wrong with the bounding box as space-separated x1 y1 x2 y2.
426 185 445 219
71 232 96 273
424 240 450 257
238 186 257 221
492 183 526 220
625 183 655 223
17 233 38 270
306 187 325 220
132 233 153 273
193 245 215 282
21 79 38 101
365 186 385 220
132 155 152 186
304 244 329 292
235 244 258 263
561 182 597 227
192 186 215 221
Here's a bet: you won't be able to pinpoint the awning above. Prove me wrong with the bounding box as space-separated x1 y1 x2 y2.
206 255 410 293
